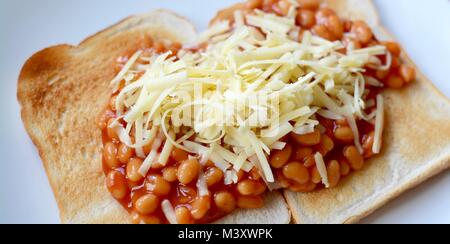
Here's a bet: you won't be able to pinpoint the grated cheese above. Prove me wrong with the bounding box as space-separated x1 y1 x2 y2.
314 152 330 188
161 200 178 224
111 8 390 187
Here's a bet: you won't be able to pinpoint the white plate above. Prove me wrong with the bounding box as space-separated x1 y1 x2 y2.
0 0 449 224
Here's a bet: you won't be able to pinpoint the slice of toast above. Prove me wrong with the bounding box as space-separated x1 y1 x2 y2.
282 0 450 224
17 9 291 224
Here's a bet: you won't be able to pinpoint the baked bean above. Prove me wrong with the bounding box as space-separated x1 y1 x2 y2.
386 74 404 89
153 41 166 53
336 119 348 126
351 20 373 45
118 143 133 164
237 179 265 196
131 212 160 224
191 196 211 220
126 157 144 182
326 14 343 40
291 129 321 146
176 206 194 224
237 195 264 209
249 167 261 180
246 0 263 10
317 134 334 156
269 144 293 168
97 109 114 130
205 167 224 186
297 9 316 28
343 36 362 50
106 118 119 141
103 141 121 169
310 166 321 184
214 191 237 213
135 194 159 215
327 160 341 188
312 24 335 41
162 166 178 182
340 159 351 176
316 7 335 23
177 185 197 204
362 131 375 159
303 155 316 168
297 0 320 10
334 125 354 143
343 146 364 170
275 0 292 16
253 181 267 195
146 174 171 196
142 142 152 156
130 212 141 224
343 19 353 32
236 170 245 182
391 56 401 69
140 215 161 224
171 147 189 162
237 179 259 196
167 42 182 56
283 162 310 184
151 162 164 170
289 182 317 192
376 69 389 80
399 65 416 83
262 0 277 12
177 159 200 184
382 41 401 57
205 160 215 167
295 147 313 161
106 170 128 200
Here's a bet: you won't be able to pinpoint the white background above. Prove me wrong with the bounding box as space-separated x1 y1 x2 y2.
0 0 449 224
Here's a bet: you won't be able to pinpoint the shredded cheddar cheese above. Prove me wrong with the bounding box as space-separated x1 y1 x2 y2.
109 9 389 183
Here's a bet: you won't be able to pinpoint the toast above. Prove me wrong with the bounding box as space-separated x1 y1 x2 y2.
17 1 450 224
17 9 290 224
282 0 450 224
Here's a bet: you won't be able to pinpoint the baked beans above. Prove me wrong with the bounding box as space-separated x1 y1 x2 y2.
291 129 321 146
177 159 200 184
283 162 310 184
205 167 224 186
269 144 292 168
317 134 334 156
400 64 416 83
297 0 320 10
118 143 133 164
162 166 178 182
351 20 373 45
126 157 144 182
101 0 415 224
106 170 128 200
135 194 159 215
191 196 211 220
103 142 121 169
176 206 194 224
214 191 237 213
297 9 316 28
237 195 264 209
334 125 354 143
327 160 341 188
146 174 171 196
343 146 364 170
